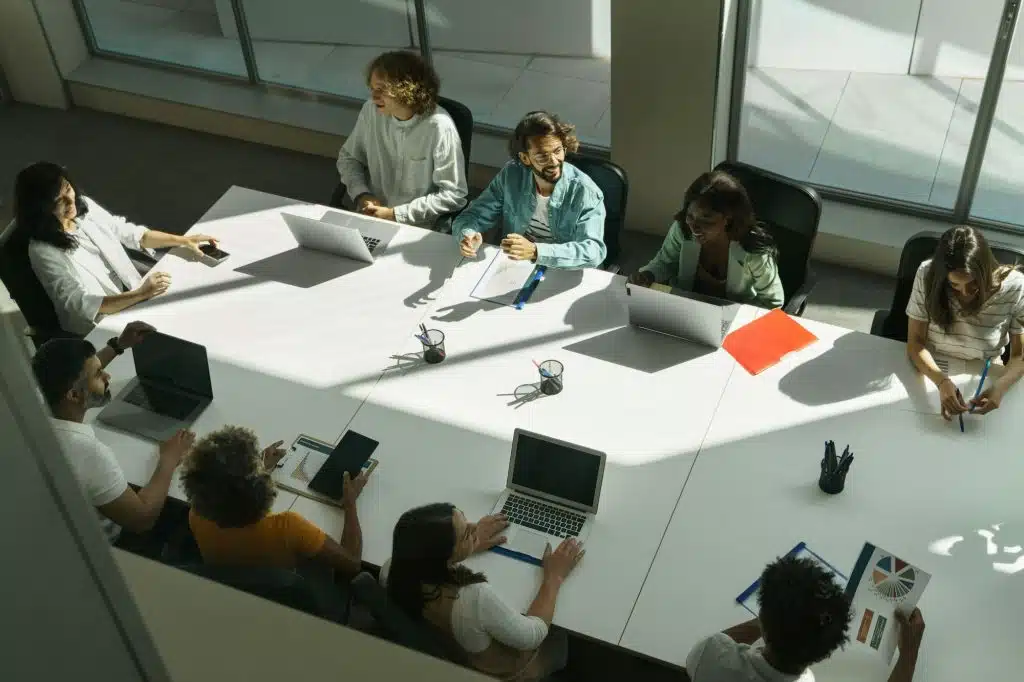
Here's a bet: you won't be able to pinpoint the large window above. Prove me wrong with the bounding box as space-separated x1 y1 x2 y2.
733 0 1023 228
73 0 611 149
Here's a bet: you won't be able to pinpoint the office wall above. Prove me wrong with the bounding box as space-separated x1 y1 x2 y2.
612 0 722 234
0 0 68 107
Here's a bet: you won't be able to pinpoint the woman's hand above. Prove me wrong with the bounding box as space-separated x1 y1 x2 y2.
542 537 585 583
137 272 171 299
181 234 218 258
938 377 969 421
472 514 509 553
260 440 287 470
970 385 1005 415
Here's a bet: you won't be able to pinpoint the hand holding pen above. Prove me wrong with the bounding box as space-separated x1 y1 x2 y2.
968 357 1001 415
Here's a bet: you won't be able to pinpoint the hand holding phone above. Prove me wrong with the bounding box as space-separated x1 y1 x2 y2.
199 243 230 262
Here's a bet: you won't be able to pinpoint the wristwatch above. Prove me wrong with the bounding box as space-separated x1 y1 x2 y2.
107 336 125 356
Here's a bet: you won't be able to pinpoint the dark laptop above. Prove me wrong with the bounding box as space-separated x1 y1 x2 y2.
97 332 213 441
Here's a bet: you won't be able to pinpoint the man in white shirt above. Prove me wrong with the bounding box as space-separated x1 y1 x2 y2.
31 322 194 546
335 50 468 230
685 556 925 682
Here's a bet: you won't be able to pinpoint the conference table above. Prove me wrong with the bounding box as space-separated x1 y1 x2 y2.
85 187 1020 681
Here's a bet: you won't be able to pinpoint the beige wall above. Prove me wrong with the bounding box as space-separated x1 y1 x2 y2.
0 0 68 107
611 1 723 235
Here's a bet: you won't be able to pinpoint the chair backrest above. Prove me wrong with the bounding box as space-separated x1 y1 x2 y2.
713 160 822 306
0 220 68 346
351 572 465 664
180 563 343 621
438 96 473 170
567 154 629 267
881 230 1024 341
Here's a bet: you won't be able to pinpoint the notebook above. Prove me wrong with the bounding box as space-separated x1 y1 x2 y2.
722 308 818 374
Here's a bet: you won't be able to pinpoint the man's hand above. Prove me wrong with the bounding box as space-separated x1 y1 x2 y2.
355 194 382 212
628 271 656 287
158 429 195 467
340 469 370 508
970 385 1004 415
181 234 218 259
895 608 925 656
118 321 156 349
459 231 483 258
261 440 287 470
361 205 396 221
938 377 969 421
472 513 510 553
501 233 538 262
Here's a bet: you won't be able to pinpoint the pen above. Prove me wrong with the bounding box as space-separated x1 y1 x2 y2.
956 388 965 433
533 359 553 378
414 334 430 344
969 357 992 413
419 323 428 337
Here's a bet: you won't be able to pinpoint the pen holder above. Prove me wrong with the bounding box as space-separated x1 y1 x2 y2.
538 360 564 396
420 330 446 365
818 469 848 495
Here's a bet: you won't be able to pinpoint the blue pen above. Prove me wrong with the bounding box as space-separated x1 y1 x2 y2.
513 267 546 309
956 388 965 433
969 357 993 413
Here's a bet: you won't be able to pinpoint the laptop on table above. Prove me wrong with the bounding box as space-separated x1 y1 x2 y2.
282 211 398 264
625 283 740 348
97 332 213 442
490 429 606 563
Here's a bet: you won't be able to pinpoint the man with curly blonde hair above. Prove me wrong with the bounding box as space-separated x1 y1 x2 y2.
336 50 467 229
453 111 606 269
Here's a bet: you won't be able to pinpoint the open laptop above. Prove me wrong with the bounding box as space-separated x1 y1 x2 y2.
625 283 740 348
490 429 606 562
97 332 212 442
282 211 398 264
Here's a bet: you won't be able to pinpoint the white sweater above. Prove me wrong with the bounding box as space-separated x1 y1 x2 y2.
336 100 468 228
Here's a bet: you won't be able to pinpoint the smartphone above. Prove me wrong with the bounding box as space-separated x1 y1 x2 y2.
308 431 379 499
199 243 229 262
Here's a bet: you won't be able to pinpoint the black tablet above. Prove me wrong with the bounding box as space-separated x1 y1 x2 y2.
308 431 379 499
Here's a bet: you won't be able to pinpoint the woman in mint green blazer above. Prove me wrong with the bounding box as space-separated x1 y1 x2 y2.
629 171 785 309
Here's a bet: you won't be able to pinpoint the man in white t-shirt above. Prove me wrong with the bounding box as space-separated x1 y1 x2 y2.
31 322 194 545
685 556 926 682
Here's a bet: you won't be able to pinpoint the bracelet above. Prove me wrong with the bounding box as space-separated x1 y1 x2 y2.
107 337 124 356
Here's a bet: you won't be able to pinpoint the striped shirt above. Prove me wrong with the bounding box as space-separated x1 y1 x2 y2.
906 260 1024 360
524 192 553 243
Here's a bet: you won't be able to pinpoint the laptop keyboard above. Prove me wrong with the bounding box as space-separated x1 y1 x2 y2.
125 384 200 421
362 236 380 252
501 494 586 538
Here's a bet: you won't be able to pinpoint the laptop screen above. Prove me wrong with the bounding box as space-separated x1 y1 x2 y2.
510 432 603 509
133 332 212 398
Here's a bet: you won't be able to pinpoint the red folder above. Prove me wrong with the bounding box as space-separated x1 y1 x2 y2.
723 308 818 375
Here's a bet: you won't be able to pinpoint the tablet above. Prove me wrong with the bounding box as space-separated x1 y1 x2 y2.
308 430 379 499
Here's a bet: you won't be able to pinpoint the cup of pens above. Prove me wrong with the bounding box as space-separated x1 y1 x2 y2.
819 440 853 495
416 325 446 365
536 359 564 396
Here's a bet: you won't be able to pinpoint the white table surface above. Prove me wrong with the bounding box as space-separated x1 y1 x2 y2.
293 247 764 645
621 350 1022 680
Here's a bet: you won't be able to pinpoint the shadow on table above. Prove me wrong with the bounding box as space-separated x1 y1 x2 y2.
431 269 588 323
132 275 267 310
236 248 370 288
564 325 714 373
391 230 462 309
778 332 931 410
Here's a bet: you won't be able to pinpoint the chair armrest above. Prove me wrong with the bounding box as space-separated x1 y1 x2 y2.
783 269 816 316
869 310 888 337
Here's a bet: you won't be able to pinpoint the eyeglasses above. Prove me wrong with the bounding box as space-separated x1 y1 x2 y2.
529 146 565 165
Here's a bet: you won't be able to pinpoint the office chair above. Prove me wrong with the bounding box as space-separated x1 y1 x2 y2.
871 231 1024 350
567 153 629 270
714 160 822 315
350 572 466 664
179 563 350 625
0 220 75 347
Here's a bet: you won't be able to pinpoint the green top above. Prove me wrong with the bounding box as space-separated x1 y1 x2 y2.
639 221 785 309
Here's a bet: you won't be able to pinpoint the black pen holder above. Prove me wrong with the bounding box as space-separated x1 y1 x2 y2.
818 470 848 495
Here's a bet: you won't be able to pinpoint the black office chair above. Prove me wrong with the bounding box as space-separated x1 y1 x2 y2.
714 160 822 315
179 563 351 625
567 153 629 270
350 572 466 665
870 231 1024 344
0 220 75 347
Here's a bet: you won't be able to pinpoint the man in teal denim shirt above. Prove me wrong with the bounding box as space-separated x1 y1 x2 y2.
453 111 607 269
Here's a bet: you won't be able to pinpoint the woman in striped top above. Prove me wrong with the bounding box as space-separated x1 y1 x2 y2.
906 226 1024 420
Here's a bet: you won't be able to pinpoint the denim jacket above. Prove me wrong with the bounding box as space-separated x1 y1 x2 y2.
452 161 606 269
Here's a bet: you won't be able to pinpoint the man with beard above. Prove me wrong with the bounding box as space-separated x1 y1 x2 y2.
31 322 194 545
453 111 606 269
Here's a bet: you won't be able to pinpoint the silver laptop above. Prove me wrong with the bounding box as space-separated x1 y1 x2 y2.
625 283 740 348
282 211 397 264
97 332 212 442
490 429 606 561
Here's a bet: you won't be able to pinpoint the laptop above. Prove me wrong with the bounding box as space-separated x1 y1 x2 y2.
282 211 398 264
97 332 213 441
625 283 740 348
490 429 606 561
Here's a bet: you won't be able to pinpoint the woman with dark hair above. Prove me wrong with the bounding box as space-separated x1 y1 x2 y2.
383 503 582 680
14 162 218 335
181 425 368 575
629 171 784 308
907 225 1024 420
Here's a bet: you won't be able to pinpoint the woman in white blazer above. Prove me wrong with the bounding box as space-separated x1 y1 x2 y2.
14 162 218 335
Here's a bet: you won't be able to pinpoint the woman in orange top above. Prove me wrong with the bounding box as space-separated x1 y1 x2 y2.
181 425 368 576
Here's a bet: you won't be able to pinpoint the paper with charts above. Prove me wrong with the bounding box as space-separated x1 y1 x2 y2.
845 543 931 663
470 250 540 307
271 433 376 508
